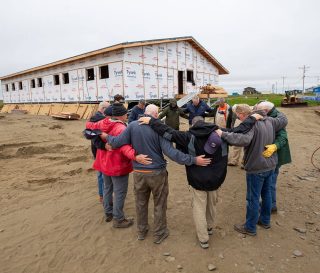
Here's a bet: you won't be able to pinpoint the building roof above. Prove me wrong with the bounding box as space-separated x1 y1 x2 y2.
0 36 229 80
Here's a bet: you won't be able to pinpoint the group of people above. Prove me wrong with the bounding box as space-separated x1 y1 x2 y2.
84 93 291 249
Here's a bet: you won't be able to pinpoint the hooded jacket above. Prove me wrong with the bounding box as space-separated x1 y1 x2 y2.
148 118 228 191
221 111 288 174
158 100 189 130
86 118 136 176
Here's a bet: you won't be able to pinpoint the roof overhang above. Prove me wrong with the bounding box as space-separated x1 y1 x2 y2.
0 36 229 81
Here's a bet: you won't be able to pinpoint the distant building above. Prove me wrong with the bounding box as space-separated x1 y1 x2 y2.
243 87 261 95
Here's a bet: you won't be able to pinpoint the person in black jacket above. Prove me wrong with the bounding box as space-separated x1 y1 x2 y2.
138 115 227 249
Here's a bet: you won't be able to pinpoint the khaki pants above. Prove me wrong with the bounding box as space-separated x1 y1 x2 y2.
191 188 217 243
228 146 242 165
133 169 169 237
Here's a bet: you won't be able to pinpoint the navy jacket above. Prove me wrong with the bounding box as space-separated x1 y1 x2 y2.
184 100 213 124
128 105 145 123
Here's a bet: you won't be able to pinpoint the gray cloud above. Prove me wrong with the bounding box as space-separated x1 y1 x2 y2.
1 0 319 99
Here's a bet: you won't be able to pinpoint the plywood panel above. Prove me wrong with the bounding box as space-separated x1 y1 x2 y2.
50 104 64 115
23 104 32 113
61 104 79 113
76 104 88 119
37 104 52 115
0 104 10 113
83 104 98 119
29 104 41 115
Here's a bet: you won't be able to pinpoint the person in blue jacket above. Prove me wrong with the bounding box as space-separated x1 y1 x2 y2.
184 95 214 125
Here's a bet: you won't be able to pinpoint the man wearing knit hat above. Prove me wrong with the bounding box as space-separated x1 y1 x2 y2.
87 103 152 228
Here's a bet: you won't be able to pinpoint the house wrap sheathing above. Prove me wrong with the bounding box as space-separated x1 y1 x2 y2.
0 36 228 104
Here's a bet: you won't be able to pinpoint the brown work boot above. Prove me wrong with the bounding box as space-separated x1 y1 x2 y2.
113 218 134 228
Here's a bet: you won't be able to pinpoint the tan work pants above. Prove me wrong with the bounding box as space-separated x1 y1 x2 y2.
228 146 242 165
133 169 169 237
191 187 217 243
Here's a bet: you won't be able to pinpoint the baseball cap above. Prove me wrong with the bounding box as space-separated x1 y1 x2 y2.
204 132 222 154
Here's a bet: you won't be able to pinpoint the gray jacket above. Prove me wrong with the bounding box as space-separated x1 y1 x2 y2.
107 119 196 171
221 112 288 174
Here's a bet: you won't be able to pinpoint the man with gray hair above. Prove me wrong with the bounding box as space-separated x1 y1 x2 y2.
216 104 288 236
255 101 291 213
104 104 211 244
184 95 214 125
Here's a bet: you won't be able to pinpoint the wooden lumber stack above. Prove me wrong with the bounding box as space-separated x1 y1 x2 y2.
200 84 228 98
51 112 80 120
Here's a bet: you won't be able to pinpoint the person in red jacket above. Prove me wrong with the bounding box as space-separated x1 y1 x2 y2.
90 103 151 228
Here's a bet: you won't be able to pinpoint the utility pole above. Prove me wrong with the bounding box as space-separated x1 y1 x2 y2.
299 65 310 94
281 76 286 93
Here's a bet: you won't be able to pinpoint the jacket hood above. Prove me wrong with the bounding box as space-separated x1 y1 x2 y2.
189 121 219 137
108 118 126 130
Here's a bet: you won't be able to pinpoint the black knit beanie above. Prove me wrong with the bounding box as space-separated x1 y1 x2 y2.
112 103 128 116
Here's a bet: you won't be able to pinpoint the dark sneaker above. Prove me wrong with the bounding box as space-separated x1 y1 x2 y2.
271 206 278 214
228 163 237 166
234 223 256 236
105 213 113 222
199 241 209 249
207 228 213 235
113 218 134 228
154 230 169 244
137 229 149 240
257 220 271 229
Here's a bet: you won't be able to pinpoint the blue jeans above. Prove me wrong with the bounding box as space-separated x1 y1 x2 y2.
103 174 129 220
270 166 279 209
245 170 274 232
97 171 104 197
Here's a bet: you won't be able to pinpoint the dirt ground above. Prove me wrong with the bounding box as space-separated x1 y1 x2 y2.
0 107 319 273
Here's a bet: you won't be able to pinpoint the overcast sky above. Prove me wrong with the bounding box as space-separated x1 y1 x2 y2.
1 0 319 98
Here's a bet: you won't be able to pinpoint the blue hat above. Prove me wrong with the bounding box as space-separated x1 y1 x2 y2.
204 132 222 154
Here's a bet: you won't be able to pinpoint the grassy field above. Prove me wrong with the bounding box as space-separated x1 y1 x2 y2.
218 94 320 107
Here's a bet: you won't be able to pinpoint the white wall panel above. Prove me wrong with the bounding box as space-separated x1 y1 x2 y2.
158 67 168 98
101 50 125 63
77 69 85 101
43 75 53 102
68 70 80 102
167 43 177 69
83 67 98 102
144 65 158 100
2 84 11 103
185 42 194 70
173 69 178 96
123 62 144 100
107 62 124 100
143 45 157 66
203 73 210 86
196 72 204 87
157 44 167 67
167 68 175 98
177 42 186 70
124 47 143 63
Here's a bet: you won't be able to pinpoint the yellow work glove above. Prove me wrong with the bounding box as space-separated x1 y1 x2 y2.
262 144 277 158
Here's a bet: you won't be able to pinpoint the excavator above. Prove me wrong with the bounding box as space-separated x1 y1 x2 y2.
281 90 308 107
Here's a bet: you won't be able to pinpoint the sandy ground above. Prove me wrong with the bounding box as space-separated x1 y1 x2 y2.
0 107 320 273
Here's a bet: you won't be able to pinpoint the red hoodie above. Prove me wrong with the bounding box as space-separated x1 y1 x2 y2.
86 118 136 176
